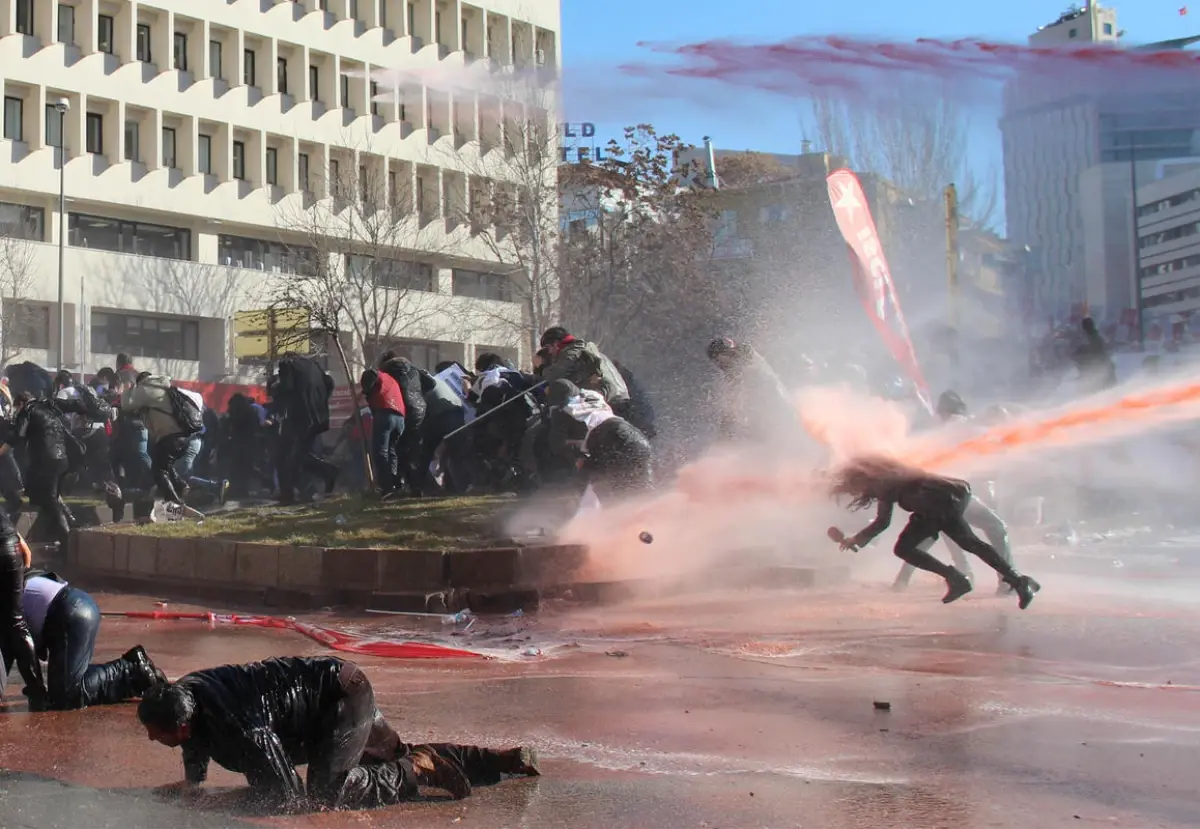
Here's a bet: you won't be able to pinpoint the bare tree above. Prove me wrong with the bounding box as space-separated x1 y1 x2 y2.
430 69 562 353
807 84 1000 230
270 144 459 484
0 230 39 366
558 126 718 352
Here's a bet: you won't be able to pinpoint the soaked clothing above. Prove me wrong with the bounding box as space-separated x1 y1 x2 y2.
6 402 75 549
174 657 378 808
548 389 652 501
0 518 45 707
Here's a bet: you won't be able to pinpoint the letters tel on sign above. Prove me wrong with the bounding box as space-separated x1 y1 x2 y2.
560 146 607 164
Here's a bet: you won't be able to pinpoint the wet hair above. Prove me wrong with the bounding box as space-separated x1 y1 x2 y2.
829 455 919 512
14 391 32 406
53 369 72 388
93 367 117 386
116 353 132 368
539 326 570 348
1081 316 1097 335
546 378 579 408
137 683 195 730
378 350 398 366
360 368 381 395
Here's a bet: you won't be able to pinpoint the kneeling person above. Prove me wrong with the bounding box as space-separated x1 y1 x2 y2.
3 572 166 710
138 656 540 812
546 379 652 502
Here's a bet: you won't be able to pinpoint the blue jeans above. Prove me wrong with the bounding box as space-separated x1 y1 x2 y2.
371 410 405 492
175 437 217 491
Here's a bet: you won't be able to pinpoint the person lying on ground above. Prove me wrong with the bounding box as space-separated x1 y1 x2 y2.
138 656 540 813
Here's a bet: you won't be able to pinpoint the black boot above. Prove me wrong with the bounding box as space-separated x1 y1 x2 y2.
80 645 166 707
122 645 167 693
1005 575 1041 610
941 568 974 604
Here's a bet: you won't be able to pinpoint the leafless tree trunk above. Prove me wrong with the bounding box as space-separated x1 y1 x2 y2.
0 231 38 366
807 83 1000 230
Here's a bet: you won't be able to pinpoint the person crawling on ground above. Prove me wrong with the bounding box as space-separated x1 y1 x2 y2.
138 656 540 813
828 455 1041 610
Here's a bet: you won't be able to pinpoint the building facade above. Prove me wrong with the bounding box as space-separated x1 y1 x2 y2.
0 0 559 385
1001 2 1200 323
1136 166 1200 330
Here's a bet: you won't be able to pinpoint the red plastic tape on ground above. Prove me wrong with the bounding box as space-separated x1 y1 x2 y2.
103 610 485 660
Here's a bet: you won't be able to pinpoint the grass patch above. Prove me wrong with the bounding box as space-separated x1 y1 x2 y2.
104 494 518 550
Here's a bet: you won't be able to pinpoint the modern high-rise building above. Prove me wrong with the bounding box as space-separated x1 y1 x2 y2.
1136 167 1200 326
0 0 560 384
1001 3 1200 326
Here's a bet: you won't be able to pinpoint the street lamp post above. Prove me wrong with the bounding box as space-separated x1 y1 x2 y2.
55 97 70 372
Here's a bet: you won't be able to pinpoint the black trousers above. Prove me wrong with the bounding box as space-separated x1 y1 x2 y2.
305 661 379 806
587 419 653 501
0 535 43 703
41 586 143 710
277 423 336 500
414 410 465 494
150 435 191 505
0 452 22 519
893 511 1019 583
26 458 74 550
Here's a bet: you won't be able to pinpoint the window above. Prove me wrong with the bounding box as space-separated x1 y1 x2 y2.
1068 28 1078 39
243 48 256 86
69 213 191 260
359 165 368 204
209 40 223 79
3 97 23 142
15 0 32 36
45 104 63 148
173 32 187 71
0 202 45 241
198 133 212 174
400 101 406 122
349 0 359 18
219 234 315 275
461 18 468 48
98 15 114 53
347 255 435 292
435 11 442 42
308 65 319 100
123 120 139 162
1138 187 1200 217
370 81 379 116
265 147 278 185
2 300 50 349
298 152 310 190
277 57 288 94
232 140 246 180
1103 22 1114 35
329 158 340 191
407 2 415 36
57 4 75 45
1140 220 1200 249
91 312 200 361
388 171 398 204
451 269 512 302
340 73 349 108
85 113 103 154
161 126 176 168
136 23 151 62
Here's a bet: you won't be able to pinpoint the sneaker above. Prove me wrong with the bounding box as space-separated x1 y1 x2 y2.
165 503 185 522
121 645 167 694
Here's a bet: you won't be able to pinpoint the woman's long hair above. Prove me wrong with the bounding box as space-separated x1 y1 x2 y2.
829 454 920 511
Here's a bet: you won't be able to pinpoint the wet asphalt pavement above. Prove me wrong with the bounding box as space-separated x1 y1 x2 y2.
2 534 1200 828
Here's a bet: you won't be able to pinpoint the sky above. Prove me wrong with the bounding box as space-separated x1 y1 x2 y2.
557 1 1195 157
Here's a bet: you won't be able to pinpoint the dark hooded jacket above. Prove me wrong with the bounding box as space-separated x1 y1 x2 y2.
274 356 331 433
8 399 72 462
380 358 426 427
542 337 629 406
175 657 354 803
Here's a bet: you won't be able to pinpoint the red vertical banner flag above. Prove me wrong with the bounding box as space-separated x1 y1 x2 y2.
826 169 933 413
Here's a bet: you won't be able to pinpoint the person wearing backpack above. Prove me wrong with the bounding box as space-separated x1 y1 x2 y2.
121 374 202 510
171 387 229 506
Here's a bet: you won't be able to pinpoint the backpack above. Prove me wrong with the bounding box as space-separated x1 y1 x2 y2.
76 383 112 422
166 386 204 436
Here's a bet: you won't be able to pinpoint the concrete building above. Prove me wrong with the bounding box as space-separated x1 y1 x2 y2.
1001 2 1200 323
1136 167 1200 334
0 0 559 385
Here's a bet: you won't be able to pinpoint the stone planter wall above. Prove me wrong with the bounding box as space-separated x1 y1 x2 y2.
66 530 589 613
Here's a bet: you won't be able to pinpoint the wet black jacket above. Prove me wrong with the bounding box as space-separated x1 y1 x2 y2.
274 357 331 433
380 359 426 426
854 475 972 546
8 400 72 462
177 656 347 803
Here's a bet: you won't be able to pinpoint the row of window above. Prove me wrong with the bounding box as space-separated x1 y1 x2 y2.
1143 283 1200 311
1140 220 1200 249
0 301 200 361
1139 187 1200 218
1140 252 1200 280
28 1 548 75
